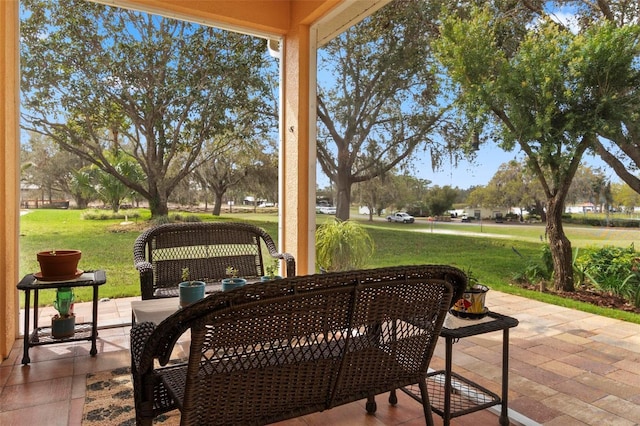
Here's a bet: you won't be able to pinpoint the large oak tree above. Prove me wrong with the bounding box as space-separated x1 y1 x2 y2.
317 0 451 220
20 0 271 217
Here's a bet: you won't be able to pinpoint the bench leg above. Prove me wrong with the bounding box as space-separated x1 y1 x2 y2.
366 395 377 413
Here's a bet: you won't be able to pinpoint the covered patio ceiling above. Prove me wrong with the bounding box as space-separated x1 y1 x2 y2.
0 0 391 359
94 0 389 43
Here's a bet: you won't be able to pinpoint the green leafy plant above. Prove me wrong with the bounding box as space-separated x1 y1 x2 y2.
511 245 553 289
315 219 374 272
181 267 199 286
225 266 239 279
464 267 480 289
265 259 279 278
462 267 489 293
574 244 639 304
621 261 640 308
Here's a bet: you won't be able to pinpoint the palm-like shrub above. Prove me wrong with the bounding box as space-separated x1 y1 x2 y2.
574 244 640 306
315 219 374 272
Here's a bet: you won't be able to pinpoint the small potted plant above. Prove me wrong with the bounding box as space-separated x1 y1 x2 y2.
178 267 206 308
222 266 247 291
261 259 282 282
450 268 489 319
51 287 75 338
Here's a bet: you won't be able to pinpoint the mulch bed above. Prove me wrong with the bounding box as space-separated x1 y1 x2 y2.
518 283 640 314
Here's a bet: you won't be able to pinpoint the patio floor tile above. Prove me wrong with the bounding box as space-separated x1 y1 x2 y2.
1 291 639 425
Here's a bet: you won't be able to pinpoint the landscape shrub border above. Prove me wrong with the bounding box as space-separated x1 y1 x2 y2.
563 215 640 228
573 244 640 307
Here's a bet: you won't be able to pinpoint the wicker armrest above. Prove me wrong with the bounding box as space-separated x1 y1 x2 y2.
134 260 155 300
130 321 157 372
134 260 153 274
271 252 296 277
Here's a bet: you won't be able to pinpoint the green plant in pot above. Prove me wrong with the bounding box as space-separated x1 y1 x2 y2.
315 219 374 272
261 259 283 282
222 266 247 291
51 287 75 338
450 268 489 319
178 267 206 308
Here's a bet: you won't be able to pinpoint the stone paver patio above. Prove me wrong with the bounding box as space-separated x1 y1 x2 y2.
3 290 640 425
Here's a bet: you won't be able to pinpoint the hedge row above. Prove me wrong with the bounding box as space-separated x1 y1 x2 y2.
562 216 640 228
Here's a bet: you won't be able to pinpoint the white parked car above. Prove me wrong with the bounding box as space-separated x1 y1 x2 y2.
316 205 337 214
386 212 415 223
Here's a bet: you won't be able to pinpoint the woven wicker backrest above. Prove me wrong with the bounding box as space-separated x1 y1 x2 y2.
163 264 459 425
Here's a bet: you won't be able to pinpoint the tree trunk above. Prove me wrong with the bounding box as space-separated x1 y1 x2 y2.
148 186 169 218
212 191 223 216
535 199 546 222
546 196 574 291
75 197 89 209
335 169 351 221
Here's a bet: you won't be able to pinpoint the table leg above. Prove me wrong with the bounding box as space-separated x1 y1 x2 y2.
443 336 453 426
33 289 39 332
500 328 510 426
90 284 99 356
21 289 31 365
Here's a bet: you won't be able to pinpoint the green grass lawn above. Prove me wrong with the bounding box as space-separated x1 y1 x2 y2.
18 208 640 324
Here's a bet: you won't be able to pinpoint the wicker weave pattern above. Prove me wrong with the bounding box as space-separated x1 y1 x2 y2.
133 222 296 299
130 264 466 426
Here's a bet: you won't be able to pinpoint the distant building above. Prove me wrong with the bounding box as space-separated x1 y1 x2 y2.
461 207 507 220
565 202 595 214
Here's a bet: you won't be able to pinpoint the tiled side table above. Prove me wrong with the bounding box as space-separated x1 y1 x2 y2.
17 270 107 364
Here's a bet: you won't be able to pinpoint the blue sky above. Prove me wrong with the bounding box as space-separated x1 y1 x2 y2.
317 141 617 190
411 144 520 189
410 144 617 190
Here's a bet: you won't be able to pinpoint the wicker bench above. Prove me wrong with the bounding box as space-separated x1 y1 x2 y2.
130 264 467 426
133 222 295 300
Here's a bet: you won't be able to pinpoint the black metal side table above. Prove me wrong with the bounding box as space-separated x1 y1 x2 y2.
17 270 107 365
402 311 519 425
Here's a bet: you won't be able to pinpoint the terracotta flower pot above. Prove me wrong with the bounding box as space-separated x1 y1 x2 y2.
36 250 82 280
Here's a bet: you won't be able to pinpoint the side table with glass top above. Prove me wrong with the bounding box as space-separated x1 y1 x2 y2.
401 311 519 426
17 270 107 365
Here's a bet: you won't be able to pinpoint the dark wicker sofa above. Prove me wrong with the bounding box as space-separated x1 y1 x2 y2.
130 264 467 426
133 222 296 300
